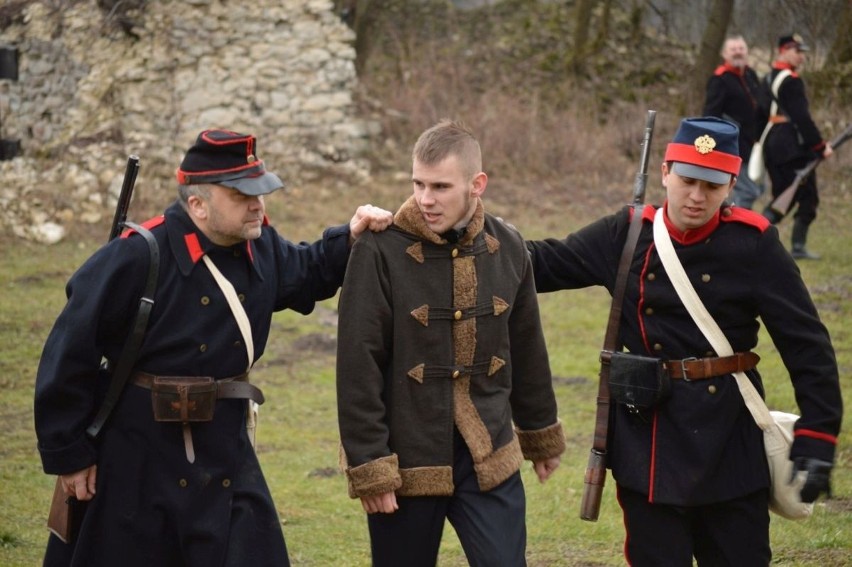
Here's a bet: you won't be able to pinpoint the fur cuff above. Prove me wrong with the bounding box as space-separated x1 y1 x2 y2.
346 454 403 498
516 421 566 461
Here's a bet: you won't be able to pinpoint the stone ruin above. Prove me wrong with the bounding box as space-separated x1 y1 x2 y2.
0 0 376 243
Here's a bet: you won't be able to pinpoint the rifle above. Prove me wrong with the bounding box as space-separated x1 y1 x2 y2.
48 155 152 545
108 155 140 241
580 110 656 522
768 123 852 216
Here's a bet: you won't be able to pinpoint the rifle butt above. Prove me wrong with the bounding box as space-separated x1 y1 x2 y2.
770 174 808 217
769 182 801 217
579 449 607 522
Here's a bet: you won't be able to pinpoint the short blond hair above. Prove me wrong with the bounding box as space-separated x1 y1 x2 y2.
412 119 482 180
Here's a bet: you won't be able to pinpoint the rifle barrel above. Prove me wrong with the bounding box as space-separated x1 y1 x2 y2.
632 110 657 205
109 155 140 242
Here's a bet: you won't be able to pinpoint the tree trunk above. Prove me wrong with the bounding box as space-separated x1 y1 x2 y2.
571 0 594 74
827 0 852 65
593 0 613 51
693 0 734 104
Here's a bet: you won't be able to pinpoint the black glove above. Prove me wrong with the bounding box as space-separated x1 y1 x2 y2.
792 457 833 503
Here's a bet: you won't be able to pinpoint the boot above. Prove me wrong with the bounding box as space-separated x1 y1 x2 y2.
791 220 820 260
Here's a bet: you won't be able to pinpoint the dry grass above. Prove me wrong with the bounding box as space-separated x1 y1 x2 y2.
2 2 851 564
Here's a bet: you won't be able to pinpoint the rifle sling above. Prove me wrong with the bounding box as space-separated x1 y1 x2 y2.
86 222 160 438
592 204 645 453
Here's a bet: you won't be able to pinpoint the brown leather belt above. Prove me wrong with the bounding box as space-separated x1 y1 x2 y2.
769 115 789 124
664 352 759 381
131 371 265 404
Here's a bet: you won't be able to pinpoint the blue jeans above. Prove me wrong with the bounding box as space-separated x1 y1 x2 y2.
731 162 765 209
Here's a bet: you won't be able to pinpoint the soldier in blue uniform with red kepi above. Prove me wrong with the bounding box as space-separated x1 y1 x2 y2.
34 129 393 566
527 117 842 566
761 33 834 259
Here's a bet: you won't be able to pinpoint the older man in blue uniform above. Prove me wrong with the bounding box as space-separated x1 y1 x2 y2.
527 117 842 566
702 35 764 209
34 129 393 566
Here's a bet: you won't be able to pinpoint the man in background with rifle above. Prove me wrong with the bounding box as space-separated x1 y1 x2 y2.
34 129 393 566
526 116 842 566
765 123 852 228
760 34 834 260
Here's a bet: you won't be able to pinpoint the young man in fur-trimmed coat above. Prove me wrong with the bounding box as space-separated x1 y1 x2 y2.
336 119 566 567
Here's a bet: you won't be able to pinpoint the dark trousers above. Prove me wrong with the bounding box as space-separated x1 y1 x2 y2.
367 431 527 567
617 485 771 567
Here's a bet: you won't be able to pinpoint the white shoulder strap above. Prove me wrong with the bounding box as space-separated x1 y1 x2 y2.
652 208 773 429
202 254 255 372
771 69 792 99
757 69 793 145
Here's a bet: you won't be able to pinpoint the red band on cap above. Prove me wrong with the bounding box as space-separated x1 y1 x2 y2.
175 160 266 185
664 143 741 175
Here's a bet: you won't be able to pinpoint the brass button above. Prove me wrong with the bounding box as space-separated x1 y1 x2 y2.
201 296 210 305
701 274 711 283
451 370 460 379
454 310 462 320
199 344 208 352
222 479 231 488
452 248 459 258
645 307 654 315
647 273 656 281
708 385 717 394
722 208 732 217
238 294 246 302
234 340 242 348
179 478 188 488
653 343 663 351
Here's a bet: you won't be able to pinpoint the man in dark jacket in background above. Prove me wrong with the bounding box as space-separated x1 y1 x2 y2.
761 33 834 259
34 129 393 566
703 34 765 209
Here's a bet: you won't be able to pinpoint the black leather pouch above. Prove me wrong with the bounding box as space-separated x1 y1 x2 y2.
606 351 671 410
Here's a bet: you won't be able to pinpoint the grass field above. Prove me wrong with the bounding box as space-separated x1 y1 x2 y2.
1 177 850 566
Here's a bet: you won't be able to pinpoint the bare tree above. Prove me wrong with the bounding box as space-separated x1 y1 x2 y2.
570 0 594 73
333 0 378 76
693 0 734 101
827 0 852 65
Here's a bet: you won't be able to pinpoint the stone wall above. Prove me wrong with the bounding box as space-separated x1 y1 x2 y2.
0 0 375 243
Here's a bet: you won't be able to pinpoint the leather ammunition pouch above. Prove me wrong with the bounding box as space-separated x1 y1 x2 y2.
605 351 671 411
151 377 217 422
131 371 264 423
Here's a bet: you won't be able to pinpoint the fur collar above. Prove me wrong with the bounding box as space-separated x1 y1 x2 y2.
393 195 485 245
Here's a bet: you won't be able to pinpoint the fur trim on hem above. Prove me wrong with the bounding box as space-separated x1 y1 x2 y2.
345 454 403 498
397 466 454 497
474 435 525 491
516 421 567 461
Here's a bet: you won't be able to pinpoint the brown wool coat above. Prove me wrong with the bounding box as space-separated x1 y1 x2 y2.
337 196 565 498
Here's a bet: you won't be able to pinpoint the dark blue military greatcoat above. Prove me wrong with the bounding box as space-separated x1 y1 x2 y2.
527 204 841 506
35 201 351 566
